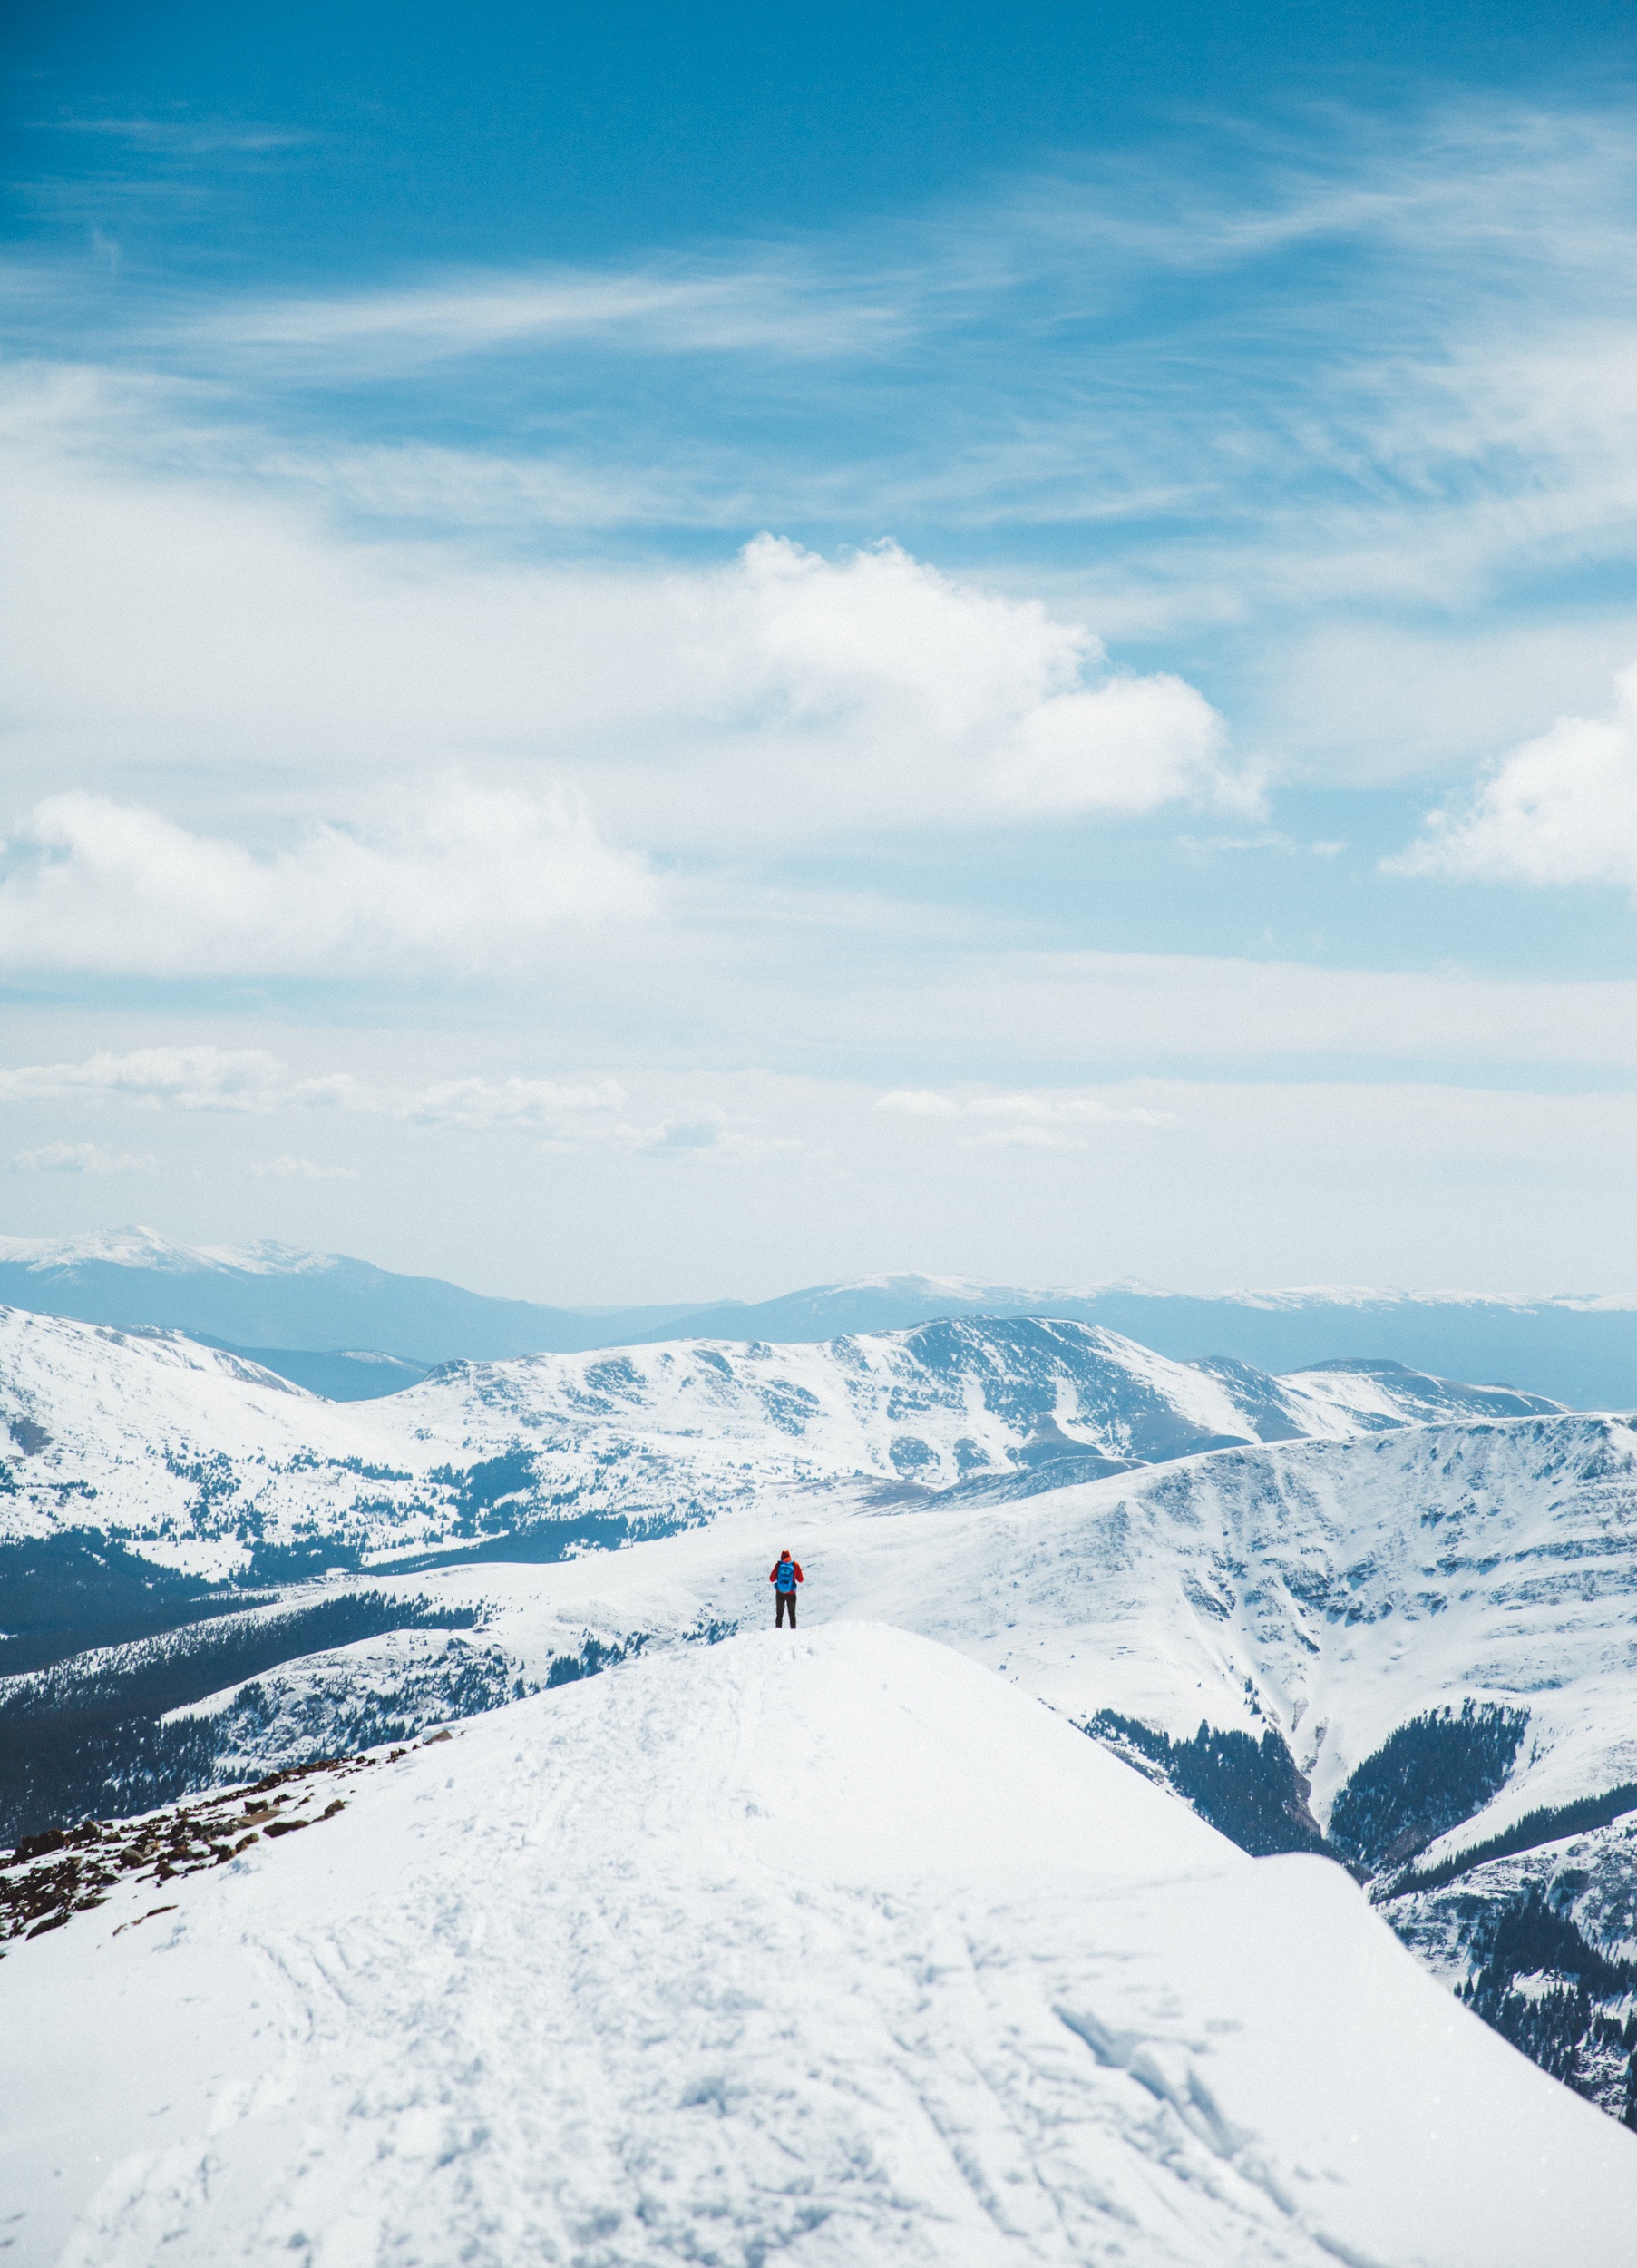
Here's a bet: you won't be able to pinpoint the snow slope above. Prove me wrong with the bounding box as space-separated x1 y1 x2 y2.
371 1412 1637 1851
4 1624 1632 2268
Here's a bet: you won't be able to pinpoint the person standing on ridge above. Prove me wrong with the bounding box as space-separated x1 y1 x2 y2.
769 1549 804 1628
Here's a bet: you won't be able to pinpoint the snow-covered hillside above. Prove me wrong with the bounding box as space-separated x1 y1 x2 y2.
0 1305 1564 1586
250 1408 1634 1857
5 1626 1633 2268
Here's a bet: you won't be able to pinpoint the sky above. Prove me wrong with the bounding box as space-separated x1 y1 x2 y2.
3 0 1637 1304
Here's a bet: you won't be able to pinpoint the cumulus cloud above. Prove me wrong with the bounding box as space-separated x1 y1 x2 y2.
1393 666 1637 889
671 536 1244 826
0 783 656 978
11 1141 158 1174
878 1088 1179 1149
0 1046 356 1111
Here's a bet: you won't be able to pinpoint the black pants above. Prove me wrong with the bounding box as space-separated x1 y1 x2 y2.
775 1589 797 1627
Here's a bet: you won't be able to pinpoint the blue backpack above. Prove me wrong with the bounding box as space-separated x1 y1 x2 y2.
775 1560 796 1590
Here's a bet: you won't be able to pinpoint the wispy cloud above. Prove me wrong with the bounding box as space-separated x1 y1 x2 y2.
404 1078 627 1136
0 1047 355 1111
10 1140 158 1174
203 260 900 367
0 1046 798 1166
249 1155 361 1181
10 95 1637 803
404 1080 796 1161
46 116 309 158
0 411 1247 860
876 1089 1178 1148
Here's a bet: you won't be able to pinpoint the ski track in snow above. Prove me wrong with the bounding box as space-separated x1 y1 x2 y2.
8 1627 1636 2268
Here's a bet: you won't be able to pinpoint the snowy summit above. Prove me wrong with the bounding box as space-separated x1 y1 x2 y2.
6 1625 1635 2267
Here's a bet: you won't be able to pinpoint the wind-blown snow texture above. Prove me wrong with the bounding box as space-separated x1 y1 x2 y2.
5 1627 1634 2268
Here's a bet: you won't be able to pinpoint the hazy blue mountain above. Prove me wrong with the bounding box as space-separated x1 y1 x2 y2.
0 1230 699 1367
2 1234 1635 1406
189 1338 431 1400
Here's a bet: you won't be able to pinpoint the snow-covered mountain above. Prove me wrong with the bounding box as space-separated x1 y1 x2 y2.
8 1297 1637 2155
0 1305 1564 1599
5 1229 1637 1403
5 1626 1634 2267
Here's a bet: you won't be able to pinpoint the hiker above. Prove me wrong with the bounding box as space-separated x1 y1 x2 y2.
769 1549 804 1627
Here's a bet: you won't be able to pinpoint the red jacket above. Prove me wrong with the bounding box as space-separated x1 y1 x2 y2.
769 1559 804 1585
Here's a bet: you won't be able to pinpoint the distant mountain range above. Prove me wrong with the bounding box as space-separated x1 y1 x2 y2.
2 1227 1635 1406
0 1305 1562 1680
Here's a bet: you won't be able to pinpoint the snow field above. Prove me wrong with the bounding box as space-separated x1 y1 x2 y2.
5 1625 1635 2267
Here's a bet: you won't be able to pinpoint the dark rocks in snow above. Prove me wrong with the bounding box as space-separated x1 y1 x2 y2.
1 1747 408 1948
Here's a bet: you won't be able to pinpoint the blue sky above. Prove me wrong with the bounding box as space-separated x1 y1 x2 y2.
3 2 1637 1302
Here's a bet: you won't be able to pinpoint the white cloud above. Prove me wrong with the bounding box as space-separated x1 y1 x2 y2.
404 1078 626 1136
1393 665 1637 889
628 1109 802 1162
0 1046 356 1111
876 1088 1179 1150
55 116 308 157
18 99 1637 826
249 1155 361 1181
10 1141 158 1174
667 536 1244 827
0 784 655 978
208 261 893 367
874 1090 961 1117
960 1123 1087 1151
0 392 1240 852
0 1049 794 1162
403 1084 797 1159
990 672 1237 817
964 1095 1180 1149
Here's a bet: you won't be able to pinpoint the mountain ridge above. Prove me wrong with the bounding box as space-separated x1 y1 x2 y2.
11 1625 1633 2266
5 1230 1637 1403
